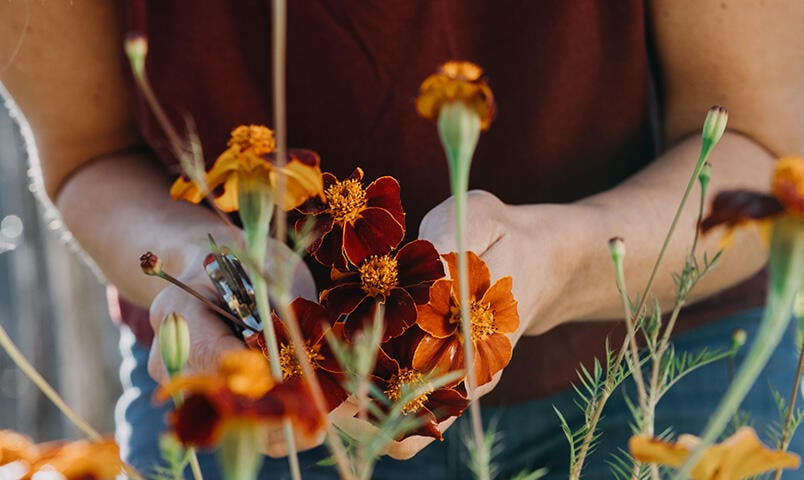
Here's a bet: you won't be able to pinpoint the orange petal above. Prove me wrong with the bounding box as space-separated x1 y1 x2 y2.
0 430 38 465
473 333 512 386
34 439 124 480
272 151 324 211
169 176 205 204
442 251 491 300
412 335 463 377
416 279 456 338
480 276 519 334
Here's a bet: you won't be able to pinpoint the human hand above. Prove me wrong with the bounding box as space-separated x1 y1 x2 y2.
419 190 569 337
147 238 317 384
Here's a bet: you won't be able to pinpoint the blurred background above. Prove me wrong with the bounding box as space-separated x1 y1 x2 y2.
0 95 121 440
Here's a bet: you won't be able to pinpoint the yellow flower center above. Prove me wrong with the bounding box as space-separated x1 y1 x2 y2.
359 255 399 297
384 368 432 414
227 125 276 155
450 299 496 341
279 342 324 379
325 178 367 224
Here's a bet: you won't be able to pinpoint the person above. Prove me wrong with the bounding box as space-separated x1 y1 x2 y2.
1 1 803 478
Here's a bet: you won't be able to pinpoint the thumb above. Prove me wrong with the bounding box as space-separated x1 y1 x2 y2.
418 190 505 256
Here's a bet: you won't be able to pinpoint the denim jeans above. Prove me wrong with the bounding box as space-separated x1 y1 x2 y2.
116 309 803 479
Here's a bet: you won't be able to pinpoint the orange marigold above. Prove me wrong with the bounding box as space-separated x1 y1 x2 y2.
415 61 496 130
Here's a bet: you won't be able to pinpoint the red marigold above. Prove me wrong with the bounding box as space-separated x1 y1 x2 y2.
413 251 519 387
320 240 445 341
157 350 325 448
297 168 405 270
246 297 347 411
369 327 468 440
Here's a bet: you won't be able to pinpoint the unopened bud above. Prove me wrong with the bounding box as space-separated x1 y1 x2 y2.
159 312 191 377
608 237 626 263
702 106 728 146
124 33 148 77
698 162 712 192
139 251 162 276
730 328 747 350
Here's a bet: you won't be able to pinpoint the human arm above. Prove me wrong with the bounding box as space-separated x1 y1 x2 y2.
0 1 315 382
421 0 804 338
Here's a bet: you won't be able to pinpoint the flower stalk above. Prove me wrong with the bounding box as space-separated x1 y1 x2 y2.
437 100 489 480
675 215 804 479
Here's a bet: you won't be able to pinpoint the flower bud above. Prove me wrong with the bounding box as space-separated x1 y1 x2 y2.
139 251 162 276
702 106 728 146
730 328 747 350
608 237 626 263
124 34 148 78
159 313 191 377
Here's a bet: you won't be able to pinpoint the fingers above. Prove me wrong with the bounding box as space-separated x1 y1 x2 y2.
418 190 507 258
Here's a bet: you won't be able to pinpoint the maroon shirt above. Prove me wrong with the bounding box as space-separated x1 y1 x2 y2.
119 0 764 403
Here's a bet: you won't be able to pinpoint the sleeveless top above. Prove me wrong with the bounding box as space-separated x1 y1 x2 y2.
118 0 765 404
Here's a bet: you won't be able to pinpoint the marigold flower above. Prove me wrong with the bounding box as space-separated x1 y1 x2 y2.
0 432 125 480
413 251 519 386
321 240 445 342
700 156 804 235
170 125 324 212
157 350 325 447
298 168 405 270
246 298 347 410
369 327 468 440
629 427 800 479
416 61 496 130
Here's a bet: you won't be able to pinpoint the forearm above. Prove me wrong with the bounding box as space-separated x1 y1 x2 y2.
56 151 235 308
523 132 773 333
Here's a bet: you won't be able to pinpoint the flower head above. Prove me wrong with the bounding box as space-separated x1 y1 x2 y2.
413 251 519 386
298 168 405 270
700 156 804 236
369 328 468 440
629 427 800 480
0 432 125 480
321 240 445 341
157 350 324 447
246 298 348 410
416 61 496 131
170 125 324 212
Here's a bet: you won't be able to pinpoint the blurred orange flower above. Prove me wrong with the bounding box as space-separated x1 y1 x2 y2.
416 61 496 130
629 427 800 479
413 251 518 386
157 349 325 448
701 156 804 237
0 431 124 480
170 124 324 211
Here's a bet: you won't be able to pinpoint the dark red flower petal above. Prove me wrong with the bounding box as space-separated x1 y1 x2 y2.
427 388 469 420
321 283 365 320
343 208 405 265
316 369 348 411
365 176 405 228
396 240 445 289
380 288 418 340
171 394 223 447
381 325 426 367
290 297 330 344
701 190 783 233
312 223 349 270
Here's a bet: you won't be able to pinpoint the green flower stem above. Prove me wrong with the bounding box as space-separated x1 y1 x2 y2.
773 335 804 480
239 186 302 480
437 102 489 480
674 216 804 479
220 424 268 480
